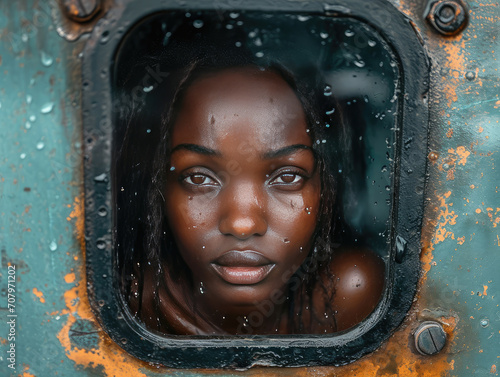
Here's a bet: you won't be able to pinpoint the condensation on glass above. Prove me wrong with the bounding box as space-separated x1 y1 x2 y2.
112 11 400 337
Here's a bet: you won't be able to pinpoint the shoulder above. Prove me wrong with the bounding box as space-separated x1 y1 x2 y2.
326 246 385 331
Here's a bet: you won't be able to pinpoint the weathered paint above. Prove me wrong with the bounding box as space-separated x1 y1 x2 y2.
0 0 498 376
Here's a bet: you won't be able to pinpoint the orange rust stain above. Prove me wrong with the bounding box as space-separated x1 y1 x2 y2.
32 288 45 304
457 236 465 245
433 191 457 245
67 196 85 251
64 273 76 284
446 128 454 138
21 372 36 377
482 285 488 296
476 208 482 214
470 184 475 189
478 126 484 133
491 365 497 374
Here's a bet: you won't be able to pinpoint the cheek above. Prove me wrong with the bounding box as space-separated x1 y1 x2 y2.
268 185 321 245
165 190 218 260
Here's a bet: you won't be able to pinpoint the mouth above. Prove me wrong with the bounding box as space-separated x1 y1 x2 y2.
211 250 275 285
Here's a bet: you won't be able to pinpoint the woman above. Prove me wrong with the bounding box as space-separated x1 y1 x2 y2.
117 41 385 335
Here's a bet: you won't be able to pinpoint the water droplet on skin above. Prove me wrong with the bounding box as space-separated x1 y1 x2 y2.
41 51 53 67
36 141 45 150
305 207 311 215
199 281 205 294
49 240 57 251
29 115 36 122
170 166 176 171
20 153 26 159
40 102 54 114
283 238 290 244
193 20 204 28
26 94 32 104
344 29 354 37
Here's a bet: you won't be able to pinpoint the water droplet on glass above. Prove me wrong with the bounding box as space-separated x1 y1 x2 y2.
22 33 28 42
49 240 57 251
255 51 264 58
354 59 365 68
143 86 153 93
320 32 328 39
381 165 388 172
226 24 234 30
20 153 26 159
344 29 354 37
96 240 106 249
36 141 45 150
480 318 489 328
146 129 151 133
41 51 53 67
29 115 36 122
235 41 242 47
326 108 335 115
170 166 176 171
324 85 332 96
193 20 204 28
385 185 391 191
254 37 263 47
229 12 240 19
325 123 330 128
297 15 310 22
368 40 377 47
26 94 32 104
40 102 54 114
25 122 31 129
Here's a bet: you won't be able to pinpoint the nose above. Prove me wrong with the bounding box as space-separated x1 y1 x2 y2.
218 181 268 239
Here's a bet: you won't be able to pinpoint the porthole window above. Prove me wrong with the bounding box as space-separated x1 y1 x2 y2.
83 0 429 368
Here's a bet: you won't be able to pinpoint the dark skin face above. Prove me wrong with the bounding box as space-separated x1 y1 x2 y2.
164 67 320 330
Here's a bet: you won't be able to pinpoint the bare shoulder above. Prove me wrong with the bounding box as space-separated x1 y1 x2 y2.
327 246 385 331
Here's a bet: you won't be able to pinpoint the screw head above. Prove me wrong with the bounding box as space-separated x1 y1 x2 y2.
414 321 447 356
62 0 101 23
425 0 468 36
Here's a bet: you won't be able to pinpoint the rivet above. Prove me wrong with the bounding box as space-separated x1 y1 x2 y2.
465 71 476 80
424 0 468 36
414 321 447 355
62 0 101 23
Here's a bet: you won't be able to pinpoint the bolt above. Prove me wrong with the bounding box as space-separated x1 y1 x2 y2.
414 321 447 356
425 0 468 36
62 0 101 23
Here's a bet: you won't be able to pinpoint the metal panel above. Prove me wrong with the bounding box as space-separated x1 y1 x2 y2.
0 0 498 375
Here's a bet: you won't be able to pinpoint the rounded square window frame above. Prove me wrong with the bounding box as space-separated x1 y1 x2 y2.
82 0 429 368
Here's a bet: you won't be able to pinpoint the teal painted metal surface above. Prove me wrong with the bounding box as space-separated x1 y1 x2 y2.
0 0 498 376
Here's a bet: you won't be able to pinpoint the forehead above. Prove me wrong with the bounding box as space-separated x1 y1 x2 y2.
170 67 311 151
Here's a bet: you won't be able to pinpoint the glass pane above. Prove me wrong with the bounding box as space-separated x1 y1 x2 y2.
113 10 399 336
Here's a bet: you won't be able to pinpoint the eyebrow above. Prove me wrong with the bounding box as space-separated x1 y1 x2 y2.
170 143 313 159
262 144 313 159
170 143 222 156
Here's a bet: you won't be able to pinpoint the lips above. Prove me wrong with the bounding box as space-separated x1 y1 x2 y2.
211 250 275 285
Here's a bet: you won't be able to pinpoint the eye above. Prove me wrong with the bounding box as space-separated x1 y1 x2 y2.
184 173 219 187
269 170 306 190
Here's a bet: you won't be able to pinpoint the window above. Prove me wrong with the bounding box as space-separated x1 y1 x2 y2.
83 0 429 368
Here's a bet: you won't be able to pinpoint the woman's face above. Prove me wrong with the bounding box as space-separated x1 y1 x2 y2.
164 67 320 316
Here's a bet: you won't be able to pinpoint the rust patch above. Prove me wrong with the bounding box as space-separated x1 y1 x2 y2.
32 288 45 304
64 272 76 284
